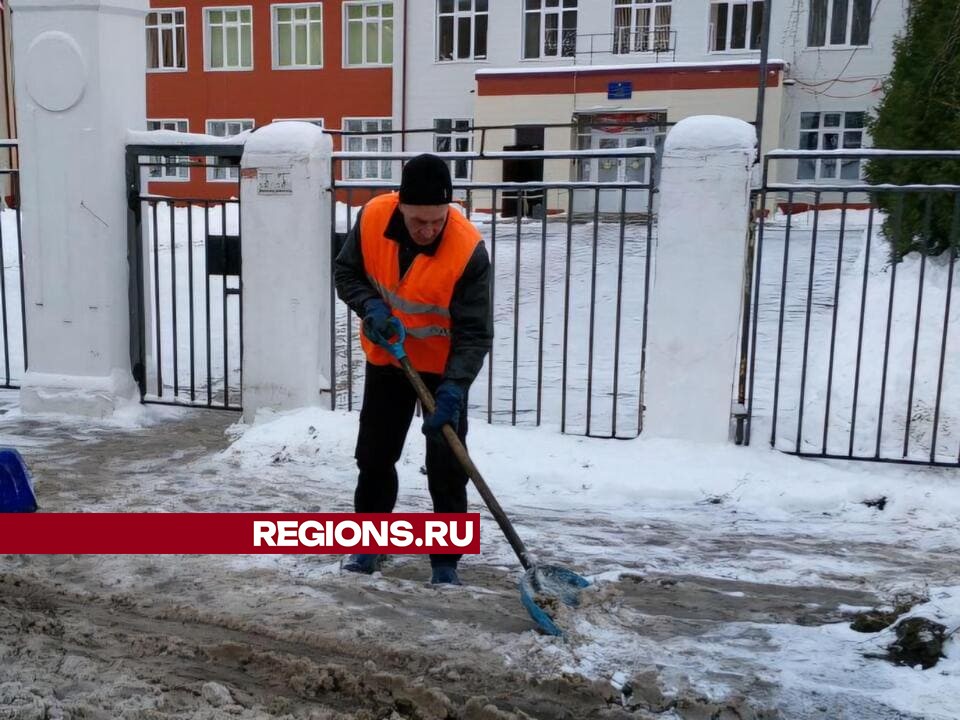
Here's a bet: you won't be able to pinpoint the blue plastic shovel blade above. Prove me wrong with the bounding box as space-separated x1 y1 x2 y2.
0 448 37 513
519 564 590 636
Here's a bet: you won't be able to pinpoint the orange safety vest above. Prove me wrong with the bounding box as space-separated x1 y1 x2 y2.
359 193 481 374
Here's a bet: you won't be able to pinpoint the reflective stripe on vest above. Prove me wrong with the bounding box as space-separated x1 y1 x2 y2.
359 193 480 374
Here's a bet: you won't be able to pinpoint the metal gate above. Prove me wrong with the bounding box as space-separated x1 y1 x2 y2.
328 146 656 439
744 149 960 466
125 143 244 410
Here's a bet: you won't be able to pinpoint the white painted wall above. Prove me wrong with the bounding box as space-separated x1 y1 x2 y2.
399 0 907 162
643 115 755 442
239 122 333 422
12 0 147 417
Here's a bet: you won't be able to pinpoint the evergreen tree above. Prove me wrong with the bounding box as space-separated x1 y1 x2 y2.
865 0 960 259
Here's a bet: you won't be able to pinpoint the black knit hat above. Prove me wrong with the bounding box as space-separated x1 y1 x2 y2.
399 153 453 205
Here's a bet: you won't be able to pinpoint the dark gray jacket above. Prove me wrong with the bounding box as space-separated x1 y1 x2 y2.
333 205 493 387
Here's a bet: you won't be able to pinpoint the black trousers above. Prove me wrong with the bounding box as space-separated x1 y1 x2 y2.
354 362 469 567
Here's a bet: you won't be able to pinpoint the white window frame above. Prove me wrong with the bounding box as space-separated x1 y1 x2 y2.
147 119 190 182
272 3 324 69
342 117 395 180
343 1 394 67
204 6 254 71
206 119 254 182
806 0 871 48
612 0 672 55
796 110 866 182
436 0 488 62
523 0 578 60
434 118 473 181
146 8 187 72
708 0 764 53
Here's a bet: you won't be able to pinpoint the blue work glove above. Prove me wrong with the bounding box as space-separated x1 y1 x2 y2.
362 299 403 348
423 381 465 438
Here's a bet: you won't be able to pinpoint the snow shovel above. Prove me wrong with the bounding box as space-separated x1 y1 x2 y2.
0 448 38 513
382 325 590 636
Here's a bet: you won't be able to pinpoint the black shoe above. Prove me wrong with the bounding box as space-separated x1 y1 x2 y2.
430 565 462 585
342 554 382 574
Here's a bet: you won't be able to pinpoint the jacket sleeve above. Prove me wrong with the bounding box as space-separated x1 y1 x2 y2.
333 208 381 317
444 241 493 387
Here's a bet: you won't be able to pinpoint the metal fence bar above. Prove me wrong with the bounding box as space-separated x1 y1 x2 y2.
187 203 196 402
769 191 795 446
902 195 933 457
487 188 497 425
151 201 163 397
930 196 960 462
611 187 628 438
821 195 848 454
0 186 9 384
204 202 213 407
169 202 179 398
561 188 573 435
848 205 875 456
511 194 522 425
585 187 601 437
536 198 547 426
795 193 821 452
875 197 903 458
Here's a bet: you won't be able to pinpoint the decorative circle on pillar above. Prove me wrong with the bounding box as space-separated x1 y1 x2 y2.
25 32 87 112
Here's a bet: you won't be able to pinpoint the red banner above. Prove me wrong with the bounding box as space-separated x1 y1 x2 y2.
0 513 481 554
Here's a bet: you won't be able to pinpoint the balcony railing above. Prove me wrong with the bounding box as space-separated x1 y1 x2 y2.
575 29 677 64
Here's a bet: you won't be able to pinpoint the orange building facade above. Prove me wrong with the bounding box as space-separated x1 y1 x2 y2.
146 0 393 199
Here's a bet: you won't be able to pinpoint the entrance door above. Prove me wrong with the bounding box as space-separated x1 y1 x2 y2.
592 129 653 213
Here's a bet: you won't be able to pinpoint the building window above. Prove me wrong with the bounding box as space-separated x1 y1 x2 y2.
205 7 253 70
613 0 672 54
147 9 187 70
797 111 865 181
147 120 190 181
523 0 577 60
437 0 488 61
344 1 394 66
709 1 764 52
434 119 472 180
273 4 323 68
343 118 394 179
206 119 254 181
807 0 871 47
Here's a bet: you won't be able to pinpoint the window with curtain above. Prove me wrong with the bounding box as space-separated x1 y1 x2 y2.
343 118 394 180
274 4 323 68
523 0 578 60
206 7 253 70
613 0 672 54
146 9 186 70
807 0 871 47
344 1 394 66
437 0 488 61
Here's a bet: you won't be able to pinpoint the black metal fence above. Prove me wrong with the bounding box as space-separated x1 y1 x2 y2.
125 143 244 410
744 149 960 466
0 140 24 389
329 148 655 439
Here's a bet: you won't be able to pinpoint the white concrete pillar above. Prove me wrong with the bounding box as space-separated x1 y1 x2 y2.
644 116 755 443
239 122 333 422
12 0 147 417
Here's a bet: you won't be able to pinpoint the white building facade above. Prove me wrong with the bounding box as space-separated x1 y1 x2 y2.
391 0 908 209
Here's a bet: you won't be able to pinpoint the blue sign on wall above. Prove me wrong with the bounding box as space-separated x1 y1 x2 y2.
607 81 633 100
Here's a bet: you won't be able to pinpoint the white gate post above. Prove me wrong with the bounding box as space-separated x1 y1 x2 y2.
644 116 756 443
11 0 147 417
239 122 333 422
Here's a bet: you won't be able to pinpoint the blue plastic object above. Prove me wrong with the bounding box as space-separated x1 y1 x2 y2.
384 323 408 360
0 448 37 513
519 565 591 637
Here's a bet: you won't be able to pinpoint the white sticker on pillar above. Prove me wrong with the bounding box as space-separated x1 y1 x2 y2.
257 168 293 195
